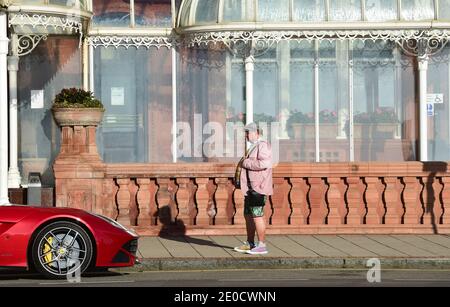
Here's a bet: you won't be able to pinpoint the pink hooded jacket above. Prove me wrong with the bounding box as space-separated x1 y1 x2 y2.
239 140 273 197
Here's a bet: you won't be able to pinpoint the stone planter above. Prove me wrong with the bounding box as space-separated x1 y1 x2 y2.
52 107 104 126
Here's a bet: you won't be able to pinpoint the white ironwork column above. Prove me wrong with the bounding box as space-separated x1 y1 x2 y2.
245 55 254 124
7 52 21 188
418 53 429 161
0 12 10 204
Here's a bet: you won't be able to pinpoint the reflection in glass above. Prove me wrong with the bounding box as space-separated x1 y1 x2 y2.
195 0 219 23
223 0 255 22
18 38 81 186
94 47 173 163
135 0 172 27
292 0 325 21
440 0 450 20
365 0 397 21
329 0 362 21
401 0 434 20
93 0 130 27
258 0 289 22
353 40 417 161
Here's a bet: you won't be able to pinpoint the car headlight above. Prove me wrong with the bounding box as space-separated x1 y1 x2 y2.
92 213 137 236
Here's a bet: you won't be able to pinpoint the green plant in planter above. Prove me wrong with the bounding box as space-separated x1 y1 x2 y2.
53 88 104 109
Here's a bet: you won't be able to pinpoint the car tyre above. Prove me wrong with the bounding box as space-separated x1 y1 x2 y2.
31 221 93 279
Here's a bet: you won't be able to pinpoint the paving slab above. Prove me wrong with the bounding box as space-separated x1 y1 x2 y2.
185 236 233 258
209 236 255 258
138 237 172 258
287 235 349 257
339 235 408 257
419 235 450 249
265 236 319 257
157 236 202 258
313 235 376 257
393 235 450 257
366 235 436 257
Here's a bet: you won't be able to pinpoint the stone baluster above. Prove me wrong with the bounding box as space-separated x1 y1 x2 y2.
421 176 435 225
102 179 117 220
383 177 403 225
214 178 230 225
308 178 327 225
346 177 365 225
176 178 195 225
195 178 211 226
233 186 245 225
156 178 173 224
226 179 236 225
136 178 152 226
364 177 382 224
440 177 450 224
326 177 344 225
433 178 444 225
289 178 309 225
116 178 131 226
270 178 291 225
168 179 179 224
402 177 422 224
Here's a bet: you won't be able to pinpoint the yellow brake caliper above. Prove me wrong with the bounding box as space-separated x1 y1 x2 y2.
43 236 53 264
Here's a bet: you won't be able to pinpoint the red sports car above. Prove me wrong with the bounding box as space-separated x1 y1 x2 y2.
0 205 139 278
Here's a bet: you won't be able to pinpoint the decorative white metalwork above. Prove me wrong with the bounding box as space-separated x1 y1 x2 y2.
17 34 47 56
8 13 82 34
87 36 174 49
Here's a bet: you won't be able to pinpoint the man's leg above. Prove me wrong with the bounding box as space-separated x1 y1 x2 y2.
253 216 266 244
245 214 256 244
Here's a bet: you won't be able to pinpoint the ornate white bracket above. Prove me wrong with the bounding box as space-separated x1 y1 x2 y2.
87 36 173 49
8 13 82 34
16 34 47 57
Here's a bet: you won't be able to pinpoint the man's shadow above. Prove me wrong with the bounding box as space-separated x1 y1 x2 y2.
157 205 231 249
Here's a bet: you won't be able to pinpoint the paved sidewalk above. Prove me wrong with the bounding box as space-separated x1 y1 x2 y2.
130 234 450 271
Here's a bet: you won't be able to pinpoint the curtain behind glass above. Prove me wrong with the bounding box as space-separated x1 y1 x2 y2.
18 37 81 186
94 47 173 163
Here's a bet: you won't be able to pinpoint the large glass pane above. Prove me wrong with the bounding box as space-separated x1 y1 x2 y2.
49 0 87 10
285 41 315 162
353 40 417 161
329 0 362 21
177 47 240 162
319 41 350 162
365 0 397 21
195 0 219 23
179 0 193 26
293 0 325 21
135 0 172 27
439 0 450 20
223 0 255 22
258 0 290 22
18 37 82 186
94 47 173 163
92 0 130 27
428 45 450 161
401 0 434 20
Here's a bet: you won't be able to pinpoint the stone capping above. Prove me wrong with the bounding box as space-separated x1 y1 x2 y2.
104 162 450 178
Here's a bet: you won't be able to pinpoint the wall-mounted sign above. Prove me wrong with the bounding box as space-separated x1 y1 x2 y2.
30 90 44 109
427 93 444 104
111 87 125 106
427 103 434 116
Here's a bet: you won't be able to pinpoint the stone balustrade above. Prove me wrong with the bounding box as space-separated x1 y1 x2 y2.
67 162 450 235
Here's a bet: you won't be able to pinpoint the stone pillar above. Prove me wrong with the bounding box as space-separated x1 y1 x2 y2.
7 53 21 188
0 12 9 205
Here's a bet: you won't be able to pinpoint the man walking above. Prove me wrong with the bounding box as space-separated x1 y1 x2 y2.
234 123 273 255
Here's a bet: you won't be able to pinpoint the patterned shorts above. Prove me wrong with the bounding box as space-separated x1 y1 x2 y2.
244 195 267 218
